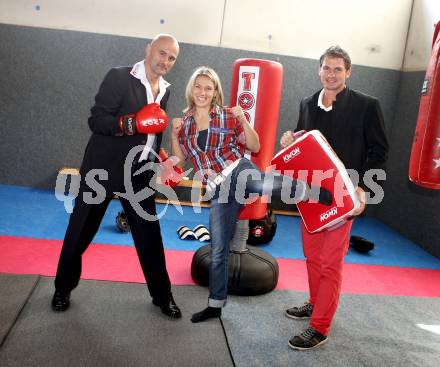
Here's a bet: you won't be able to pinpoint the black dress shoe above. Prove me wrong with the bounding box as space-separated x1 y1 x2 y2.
51 291 71 312
350 235 375 254
153 294 182 319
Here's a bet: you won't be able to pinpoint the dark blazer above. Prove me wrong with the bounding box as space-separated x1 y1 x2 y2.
296 87 389 187
79 66 170 195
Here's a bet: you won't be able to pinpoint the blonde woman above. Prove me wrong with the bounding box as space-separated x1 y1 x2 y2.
171 67 331 323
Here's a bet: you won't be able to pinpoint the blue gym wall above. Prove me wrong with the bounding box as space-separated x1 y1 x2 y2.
0 23 439 258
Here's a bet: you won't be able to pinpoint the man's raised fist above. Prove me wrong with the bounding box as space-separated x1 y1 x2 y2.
120 103 168 135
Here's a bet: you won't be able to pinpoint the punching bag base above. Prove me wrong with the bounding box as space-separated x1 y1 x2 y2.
191 245 279 296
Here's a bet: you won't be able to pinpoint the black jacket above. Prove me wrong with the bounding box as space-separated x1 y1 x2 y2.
296 87 389 187
79 66 170 195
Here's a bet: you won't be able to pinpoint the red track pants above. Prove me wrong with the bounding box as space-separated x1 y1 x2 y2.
301 220 352 335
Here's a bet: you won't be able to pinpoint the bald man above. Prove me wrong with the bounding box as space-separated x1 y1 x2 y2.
52 34 182 319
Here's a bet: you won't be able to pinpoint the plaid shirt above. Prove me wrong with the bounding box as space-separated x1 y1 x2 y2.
178 106 246 181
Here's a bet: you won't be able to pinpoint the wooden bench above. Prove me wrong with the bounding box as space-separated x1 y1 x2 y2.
58 167 209 207
57 167 298 215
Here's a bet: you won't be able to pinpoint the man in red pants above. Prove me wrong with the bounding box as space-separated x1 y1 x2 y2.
280 46 388 350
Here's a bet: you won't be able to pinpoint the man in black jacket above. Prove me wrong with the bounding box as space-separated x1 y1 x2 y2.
52 34 182 319
281 46 389 349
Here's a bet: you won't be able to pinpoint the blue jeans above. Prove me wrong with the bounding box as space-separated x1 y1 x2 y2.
208 196 242 307
207 158 304 307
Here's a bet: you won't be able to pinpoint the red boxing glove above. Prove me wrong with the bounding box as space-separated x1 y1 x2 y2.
119 103 168 135
159 148 184 187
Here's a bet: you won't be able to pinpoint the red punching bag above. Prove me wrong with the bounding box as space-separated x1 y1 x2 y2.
409 21 440 189
229 59 283 219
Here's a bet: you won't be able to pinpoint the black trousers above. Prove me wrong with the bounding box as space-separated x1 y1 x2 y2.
54 172 172 305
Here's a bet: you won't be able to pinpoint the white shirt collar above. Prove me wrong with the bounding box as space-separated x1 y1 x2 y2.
317 89 332 112
130 60 170 104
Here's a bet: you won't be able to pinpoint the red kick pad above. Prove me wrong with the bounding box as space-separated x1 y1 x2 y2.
271 130 359 233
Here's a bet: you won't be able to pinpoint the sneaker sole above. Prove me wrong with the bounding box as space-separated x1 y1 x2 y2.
288 338 328 351
285 310 311 320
